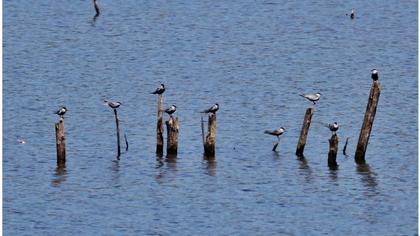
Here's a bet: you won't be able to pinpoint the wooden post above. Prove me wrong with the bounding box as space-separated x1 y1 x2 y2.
343 137 349 156
156 94 164 155
114 109 121 158
55 119 66 165
166 116 179 155
355 81 381 164
204 113 217 156
328 134 339 168
200 114 206 151
296 108 314 156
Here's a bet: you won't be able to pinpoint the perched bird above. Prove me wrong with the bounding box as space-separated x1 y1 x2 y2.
350 9 355 19
300 92 321 105
55 106 68 118
371 68 379 81
151 83 165 95
93 0 100 17
264 127 286 141
104 100 122 109
326 122 339 134
165 104 177 116
201 103 219 114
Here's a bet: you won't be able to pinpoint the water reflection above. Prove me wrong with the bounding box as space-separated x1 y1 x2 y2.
52 164 67 187
296 156 314 184
328 169 338 183
203 155 217 176
155 155 177 183
356 163 379 197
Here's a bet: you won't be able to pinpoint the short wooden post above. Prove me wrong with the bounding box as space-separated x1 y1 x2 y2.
156 94 164 155
355 80 381 164
296 108 314 156
114 109 121 158
204 113 217 156
166 116 179 155
55 119 66 165
328 134 339 168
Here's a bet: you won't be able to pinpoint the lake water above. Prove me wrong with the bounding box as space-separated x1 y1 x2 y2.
3 0 418 235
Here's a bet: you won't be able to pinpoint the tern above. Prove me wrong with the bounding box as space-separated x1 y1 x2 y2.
371 68 378 81
104 100 122 109
264 127 286 141
151 83 165 95
165 105 177 116
201 103 219 114
55 106 68 118
300 92 321 105
326 122 339 134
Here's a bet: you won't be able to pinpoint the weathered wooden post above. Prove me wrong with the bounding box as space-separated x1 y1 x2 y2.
343 137 349 156
296 108 314 156
156 94 164 155
55 119 66 165
204 113 217 156
114 109 121 158
165 116 179 155
328 134 339 168
355 69 381 164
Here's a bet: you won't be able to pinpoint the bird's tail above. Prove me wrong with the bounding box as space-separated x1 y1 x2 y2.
264 130 271 134
299 94 305 98
200 109 209 113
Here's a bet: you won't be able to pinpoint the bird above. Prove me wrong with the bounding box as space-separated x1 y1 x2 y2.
300 92 321 105
326 122 339 134
93 0 100 17
350 9 355 19
165 104 177 116
201 103 219 114
264 127 286 141
55 106 68 118
371 68 379 81
151 83 165 95
104 100 122 109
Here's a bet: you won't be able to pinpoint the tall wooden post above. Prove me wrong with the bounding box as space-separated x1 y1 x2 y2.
55 119 66 165
156 94 164 155
328 134 339 168
296 108 314 156
114 109 121 158
355 80 381 164
204 113 217 156
166 116 179 155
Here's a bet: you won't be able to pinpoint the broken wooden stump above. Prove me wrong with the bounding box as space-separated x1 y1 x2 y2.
328 133 339 169
204 113 217 157
355 78 381 164
296 108 314 156
165 116 179 155
156 94 164 155
55 119 66 165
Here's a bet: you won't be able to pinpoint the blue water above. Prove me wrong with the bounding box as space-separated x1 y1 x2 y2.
4 0 417 235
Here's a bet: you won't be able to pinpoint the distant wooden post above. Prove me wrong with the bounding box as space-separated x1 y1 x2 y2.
55 119 66 165
328 134 339 168
296 108 314 156
156 94 164 154
200 114 206 151
204 113 217 156
114 109 121 158
355 80 381 164
166 116 179 155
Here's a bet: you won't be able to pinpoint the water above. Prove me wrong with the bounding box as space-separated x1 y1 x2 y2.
4 0 417 235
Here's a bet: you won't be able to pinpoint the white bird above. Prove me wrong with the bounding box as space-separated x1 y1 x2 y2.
264 127 286 141
326 122 339 134
104 100 122 109
55 106 68 118
300 92 321 105
201 103 219 114
165 104 177 116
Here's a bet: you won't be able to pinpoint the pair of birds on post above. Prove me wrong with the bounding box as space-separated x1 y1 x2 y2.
151 83 219 116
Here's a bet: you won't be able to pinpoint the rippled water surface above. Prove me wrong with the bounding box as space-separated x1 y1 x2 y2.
4 0 418 235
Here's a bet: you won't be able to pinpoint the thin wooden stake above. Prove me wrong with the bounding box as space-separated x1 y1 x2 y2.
156 94 164 154
343 137 349 156
355 81 381 164
166 116 179 155
200 114 205 151
328 134 339 168
55 119 66 165
124 133 128 151
204 113 217 157
296 108 314 156
114 109 121 158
